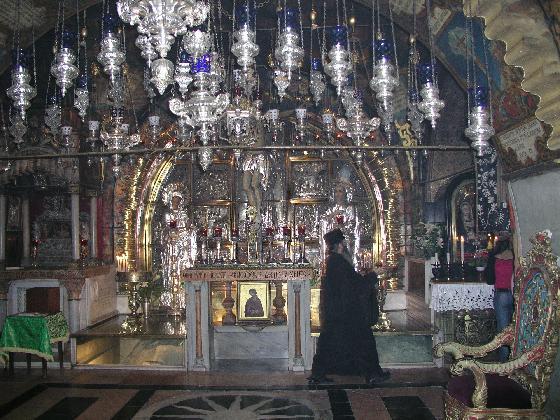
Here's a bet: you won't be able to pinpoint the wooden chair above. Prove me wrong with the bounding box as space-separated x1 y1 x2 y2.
434 231 559 419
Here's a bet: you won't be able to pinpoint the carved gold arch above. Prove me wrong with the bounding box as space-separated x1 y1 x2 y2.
114 144 404 275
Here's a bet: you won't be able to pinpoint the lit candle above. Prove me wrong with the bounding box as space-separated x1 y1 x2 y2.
460 235 465 263
446 252 450 265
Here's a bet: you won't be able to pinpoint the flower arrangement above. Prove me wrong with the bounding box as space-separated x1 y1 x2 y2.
472 249 489 268
411 222 444 259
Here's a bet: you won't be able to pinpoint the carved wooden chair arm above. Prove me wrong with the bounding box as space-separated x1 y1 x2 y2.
449 344 545 409
434 326 515 360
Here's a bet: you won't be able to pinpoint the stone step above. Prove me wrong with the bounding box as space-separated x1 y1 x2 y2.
374 333 435 366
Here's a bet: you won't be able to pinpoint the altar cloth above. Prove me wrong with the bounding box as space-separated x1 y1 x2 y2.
0 312 69 365
430 282 494 312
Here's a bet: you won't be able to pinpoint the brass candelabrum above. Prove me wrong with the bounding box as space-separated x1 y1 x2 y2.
373 273 394 332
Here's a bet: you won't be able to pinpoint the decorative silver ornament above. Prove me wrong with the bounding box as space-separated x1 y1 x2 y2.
465 106 494 157
418 82 445 129
97 32 125 83
50 48 79 97
174 57 193 96
117 0 210 60
275 29 304 81
310 70 326 106
74 87 89 122
135 35 158 63
274 69 289 100
198 146 213 171
45 103 62 137
151 58 175 95
9 113 27 147
6 67 36 119
336 105 380 146
324 44 353 96
231 26 259 70
183 28 212 60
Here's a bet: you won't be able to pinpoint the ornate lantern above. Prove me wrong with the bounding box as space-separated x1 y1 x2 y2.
97 15 125 84
310 58 326 105
51 30 79 97
417 61 445 129
6 49 36 120
231 2 259 71
465 86 494 157
370 38 399 134
324 25 353 96
275 8 304 81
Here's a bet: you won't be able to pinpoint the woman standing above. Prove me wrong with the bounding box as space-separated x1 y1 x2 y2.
485 233 514 361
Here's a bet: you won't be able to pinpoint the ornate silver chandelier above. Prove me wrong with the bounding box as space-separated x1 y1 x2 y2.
336 100 380 165
100 107 141 177
324 25 353 96
117 0 209 60
6 50 37 120
168 55 229 170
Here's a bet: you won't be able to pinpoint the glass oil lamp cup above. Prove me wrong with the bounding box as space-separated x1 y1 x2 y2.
282 225 292 264
335 214 344 225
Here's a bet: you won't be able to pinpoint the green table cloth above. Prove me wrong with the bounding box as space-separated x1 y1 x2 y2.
0 312 69 366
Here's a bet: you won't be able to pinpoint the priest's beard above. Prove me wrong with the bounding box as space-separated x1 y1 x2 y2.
341 245 353 264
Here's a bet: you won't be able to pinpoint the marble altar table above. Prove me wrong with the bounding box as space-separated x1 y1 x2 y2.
183 266 313 372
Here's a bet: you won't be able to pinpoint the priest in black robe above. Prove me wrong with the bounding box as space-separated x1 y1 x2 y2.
309 228 390 385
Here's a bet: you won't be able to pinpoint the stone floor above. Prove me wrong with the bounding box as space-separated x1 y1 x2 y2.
0 367 449 419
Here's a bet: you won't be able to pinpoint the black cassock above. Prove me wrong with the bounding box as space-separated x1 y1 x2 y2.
311 252 382 377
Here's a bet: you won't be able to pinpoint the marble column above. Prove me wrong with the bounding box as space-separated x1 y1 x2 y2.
89 194 98 260
70 186 80 263
21 195 30 266
60 278 85 333
0 194 6 269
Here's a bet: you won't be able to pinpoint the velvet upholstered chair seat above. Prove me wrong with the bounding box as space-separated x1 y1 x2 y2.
447 373 532 410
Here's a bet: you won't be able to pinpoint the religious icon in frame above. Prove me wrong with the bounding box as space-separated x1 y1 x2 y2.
237 282 270 321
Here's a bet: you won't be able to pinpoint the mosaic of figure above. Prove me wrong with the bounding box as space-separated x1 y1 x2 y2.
160 182 196 314
321 168 360 267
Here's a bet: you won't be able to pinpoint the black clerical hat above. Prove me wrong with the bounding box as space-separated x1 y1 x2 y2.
324 228 345 246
